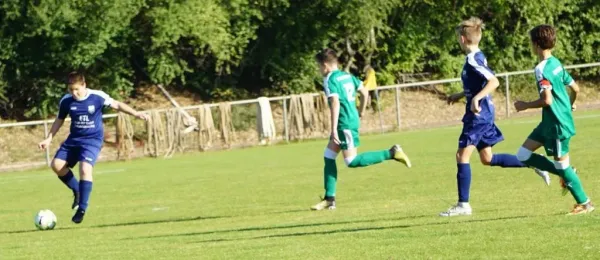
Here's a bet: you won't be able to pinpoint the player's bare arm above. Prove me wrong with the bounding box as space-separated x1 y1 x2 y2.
357 87 368 117
38 118 65 150
110 101 149 121
471 76 499 113
514 88 553 112
328 95 341 144
569 82 580 111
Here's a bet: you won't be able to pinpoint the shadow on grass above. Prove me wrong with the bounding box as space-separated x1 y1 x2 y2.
2 215 227 235
130 213 434 240
188 214 541 244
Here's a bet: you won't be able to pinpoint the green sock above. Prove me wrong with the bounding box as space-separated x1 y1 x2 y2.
523 154 559 175
559 166 589 204
324 158 337 198
347 150 392 168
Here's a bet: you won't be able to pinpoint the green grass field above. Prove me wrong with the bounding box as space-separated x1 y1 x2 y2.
1 112 600 259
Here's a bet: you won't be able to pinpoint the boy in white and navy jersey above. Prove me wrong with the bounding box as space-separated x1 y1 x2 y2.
38 72 148 224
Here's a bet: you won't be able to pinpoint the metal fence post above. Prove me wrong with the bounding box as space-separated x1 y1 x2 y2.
283 98 289 142
43 120 50 166
505 75 510 118
395 87 401 130
376 89 384 133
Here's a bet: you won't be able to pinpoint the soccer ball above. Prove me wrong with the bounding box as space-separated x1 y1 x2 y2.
34 210 57 230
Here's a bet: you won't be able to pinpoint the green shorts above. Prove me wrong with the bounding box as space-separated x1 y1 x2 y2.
528 124 570 157
337 129 361 150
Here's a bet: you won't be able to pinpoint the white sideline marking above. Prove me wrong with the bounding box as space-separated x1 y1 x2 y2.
152 207 169 211
0 168 126 184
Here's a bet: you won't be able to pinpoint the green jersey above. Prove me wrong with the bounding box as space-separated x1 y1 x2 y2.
534 56 576 139
323 70 363 130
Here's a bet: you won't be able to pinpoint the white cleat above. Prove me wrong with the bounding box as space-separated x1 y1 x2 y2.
440 202 472 217
534 168 551 186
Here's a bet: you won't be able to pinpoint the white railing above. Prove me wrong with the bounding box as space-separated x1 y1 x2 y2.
1 62 599 169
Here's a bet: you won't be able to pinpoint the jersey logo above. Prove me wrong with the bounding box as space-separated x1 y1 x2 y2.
88 105 95 114
70 106 77 110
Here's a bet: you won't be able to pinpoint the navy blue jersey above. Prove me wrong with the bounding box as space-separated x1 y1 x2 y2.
461 49 496 124
57 89 113 147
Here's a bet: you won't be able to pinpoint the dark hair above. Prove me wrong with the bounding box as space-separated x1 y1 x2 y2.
315 48 338 64
529 25 556 50
67 71 85 85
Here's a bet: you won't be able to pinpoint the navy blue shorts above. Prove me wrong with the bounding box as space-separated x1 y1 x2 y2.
458 122 504 150
54 143 101 168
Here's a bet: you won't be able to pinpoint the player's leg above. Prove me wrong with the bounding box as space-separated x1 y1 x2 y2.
72 146 100 223
516 137 560 175
478 145 550 185
440 144 476 217
52 144 80 209
341 129 411 168
551 139 594 215
311 140 340 211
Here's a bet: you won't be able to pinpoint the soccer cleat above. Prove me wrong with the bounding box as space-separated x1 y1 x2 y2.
560 167 577 196
390 145 411 168
567 201 595 215
71 192 80 210
534 169 551 186
71 209 86 224
310 199 336 211
439 202 472 217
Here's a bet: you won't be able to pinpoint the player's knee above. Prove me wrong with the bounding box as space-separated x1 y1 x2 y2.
50 160 67 175
344 156 356 167
479 156 492 166
324 148 338 160
553 159 570 170
516 147 532 162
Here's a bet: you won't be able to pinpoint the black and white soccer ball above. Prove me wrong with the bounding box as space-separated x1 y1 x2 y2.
34 209 57 230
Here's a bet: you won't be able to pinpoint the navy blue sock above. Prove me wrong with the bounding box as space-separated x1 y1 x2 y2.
58 170 79 194
79 180 93 211
457 163 471 203
490 154 526 168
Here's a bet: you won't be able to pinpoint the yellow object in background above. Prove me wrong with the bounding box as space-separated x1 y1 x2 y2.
363 67 377 90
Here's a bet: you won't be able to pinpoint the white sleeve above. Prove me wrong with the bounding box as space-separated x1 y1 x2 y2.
89 90 114 107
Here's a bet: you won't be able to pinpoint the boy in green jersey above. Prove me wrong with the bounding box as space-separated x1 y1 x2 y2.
310 48 411 210
514 25 594 215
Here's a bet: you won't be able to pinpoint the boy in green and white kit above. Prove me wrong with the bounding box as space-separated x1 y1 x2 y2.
311 48 411 210
514 25 594 215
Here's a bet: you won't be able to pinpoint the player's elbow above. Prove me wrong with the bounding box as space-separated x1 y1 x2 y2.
570 83 580 93
489 77 500 89
542 96 553 106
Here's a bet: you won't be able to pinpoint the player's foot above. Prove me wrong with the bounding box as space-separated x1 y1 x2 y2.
71 209 86 224
567 201 595 215
310 199 336 211
440 202 472 217
390 145 411 168
71 192 80 210
534 169 551 186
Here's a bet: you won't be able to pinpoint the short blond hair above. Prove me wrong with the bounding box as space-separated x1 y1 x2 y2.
456 17 484 44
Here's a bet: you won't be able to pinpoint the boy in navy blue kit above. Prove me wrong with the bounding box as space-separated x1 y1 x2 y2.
38 72 148 224
440 17 550 217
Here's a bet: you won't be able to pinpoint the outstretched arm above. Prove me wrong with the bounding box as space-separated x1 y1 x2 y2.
110 101 148 121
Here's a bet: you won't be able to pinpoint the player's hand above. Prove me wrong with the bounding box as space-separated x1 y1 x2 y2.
514 100 528 112
470 98 481 115
330 131 341 145
571 103 577 112
38 138 52 151
135 112 149 121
